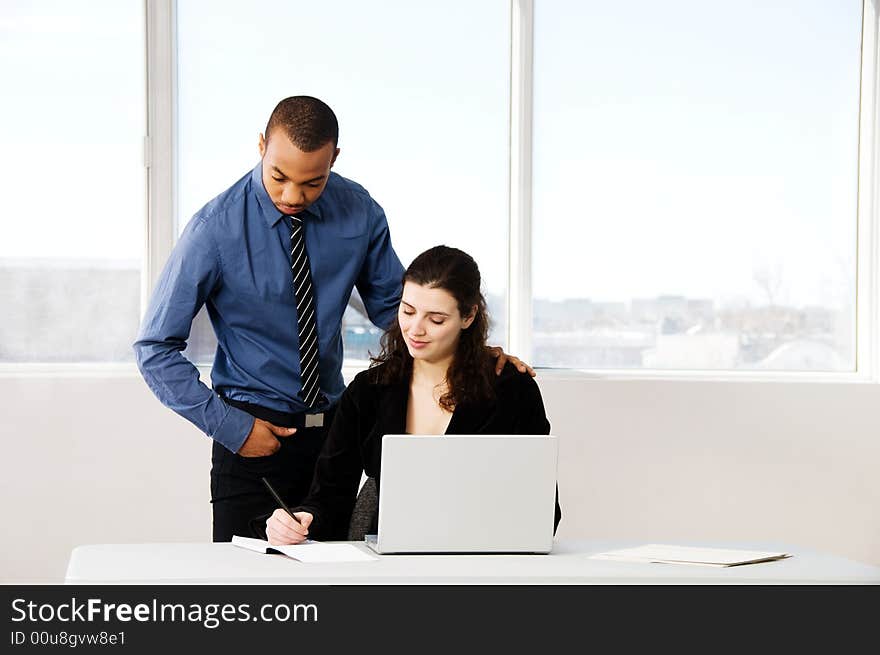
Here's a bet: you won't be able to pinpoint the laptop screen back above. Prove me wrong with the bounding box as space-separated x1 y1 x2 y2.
375 434 558 554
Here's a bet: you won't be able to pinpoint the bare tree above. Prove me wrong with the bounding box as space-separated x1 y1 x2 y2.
753 261 784 307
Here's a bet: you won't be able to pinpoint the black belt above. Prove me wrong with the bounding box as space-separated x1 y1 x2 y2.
220 395 333 429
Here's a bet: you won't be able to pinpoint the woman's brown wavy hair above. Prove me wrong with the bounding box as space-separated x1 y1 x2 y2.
370 245 494 410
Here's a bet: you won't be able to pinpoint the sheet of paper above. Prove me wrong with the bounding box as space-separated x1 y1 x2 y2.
232 535 376 562
589 544 791 567
231 535 272 553
273 542 377 563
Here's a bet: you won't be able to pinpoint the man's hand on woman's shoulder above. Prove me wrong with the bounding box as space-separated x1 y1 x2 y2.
488 346 536 377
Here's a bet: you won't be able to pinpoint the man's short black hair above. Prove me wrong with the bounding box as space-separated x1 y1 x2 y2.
264 96 339 151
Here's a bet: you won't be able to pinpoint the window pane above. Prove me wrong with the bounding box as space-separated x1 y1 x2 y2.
177 0 510 366
0 0 145 362
532 0 860 371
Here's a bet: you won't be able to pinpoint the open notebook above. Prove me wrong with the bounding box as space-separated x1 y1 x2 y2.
231 536 376 563
589 544 791 567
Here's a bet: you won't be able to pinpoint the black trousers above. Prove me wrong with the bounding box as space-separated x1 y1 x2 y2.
210 398 334 542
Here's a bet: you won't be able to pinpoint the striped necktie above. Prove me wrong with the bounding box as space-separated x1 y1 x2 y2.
289 215 322 408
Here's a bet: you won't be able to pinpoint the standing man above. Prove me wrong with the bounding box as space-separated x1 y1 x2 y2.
134 96 529 541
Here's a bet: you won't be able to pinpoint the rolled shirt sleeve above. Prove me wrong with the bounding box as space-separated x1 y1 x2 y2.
133 216 254 452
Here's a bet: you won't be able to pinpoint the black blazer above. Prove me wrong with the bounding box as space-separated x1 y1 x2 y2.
293 361 562 540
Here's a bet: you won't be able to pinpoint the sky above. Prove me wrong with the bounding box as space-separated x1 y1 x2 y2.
0 0 144 263
0 0 863 312
531 0 861 310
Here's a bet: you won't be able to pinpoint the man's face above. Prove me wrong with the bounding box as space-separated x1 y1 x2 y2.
258 130 339 215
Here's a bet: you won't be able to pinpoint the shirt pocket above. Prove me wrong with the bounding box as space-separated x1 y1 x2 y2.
217 238 295 302
223 279 294 306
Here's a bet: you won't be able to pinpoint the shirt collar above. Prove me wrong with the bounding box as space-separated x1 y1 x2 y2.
251 161 326 227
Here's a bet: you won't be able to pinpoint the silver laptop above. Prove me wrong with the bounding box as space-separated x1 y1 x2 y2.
365 434 558 554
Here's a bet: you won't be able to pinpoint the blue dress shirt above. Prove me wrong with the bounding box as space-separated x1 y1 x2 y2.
134 163 405 453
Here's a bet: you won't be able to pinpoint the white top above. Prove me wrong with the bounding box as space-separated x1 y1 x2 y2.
64 540 880 585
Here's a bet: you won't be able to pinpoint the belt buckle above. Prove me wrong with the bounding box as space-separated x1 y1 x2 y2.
304 413 324 428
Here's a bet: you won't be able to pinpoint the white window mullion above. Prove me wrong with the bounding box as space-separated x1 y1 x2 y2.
856 0 880 381
508 0 534 361
143 0 177 317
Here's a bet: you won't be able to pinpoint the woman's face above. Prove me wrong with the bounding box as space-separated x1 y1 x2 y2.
398 281 475 364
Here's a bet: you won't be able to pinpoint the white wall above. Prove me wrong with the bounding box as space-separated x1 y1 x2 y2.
1 372 878 582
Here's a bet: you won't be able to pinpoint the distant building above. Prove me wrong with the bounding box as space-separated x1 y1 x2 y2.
1 260 140 362
3 261 852 373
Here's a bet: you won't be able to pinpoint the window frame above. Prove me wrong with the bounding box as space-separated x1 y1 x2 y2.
509 0 879 383
0 0 149 375
1 0 876 383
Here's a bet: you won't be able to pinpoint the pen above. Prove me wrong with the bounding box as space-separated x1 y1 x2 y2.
261 476 303 528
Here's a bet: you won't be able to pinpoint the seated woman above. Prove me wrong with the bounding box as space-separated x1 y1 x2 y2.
265 245 561 545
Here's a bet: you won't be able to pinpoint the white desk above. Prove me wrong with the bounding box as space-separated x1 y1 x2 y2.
65 540 880 584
